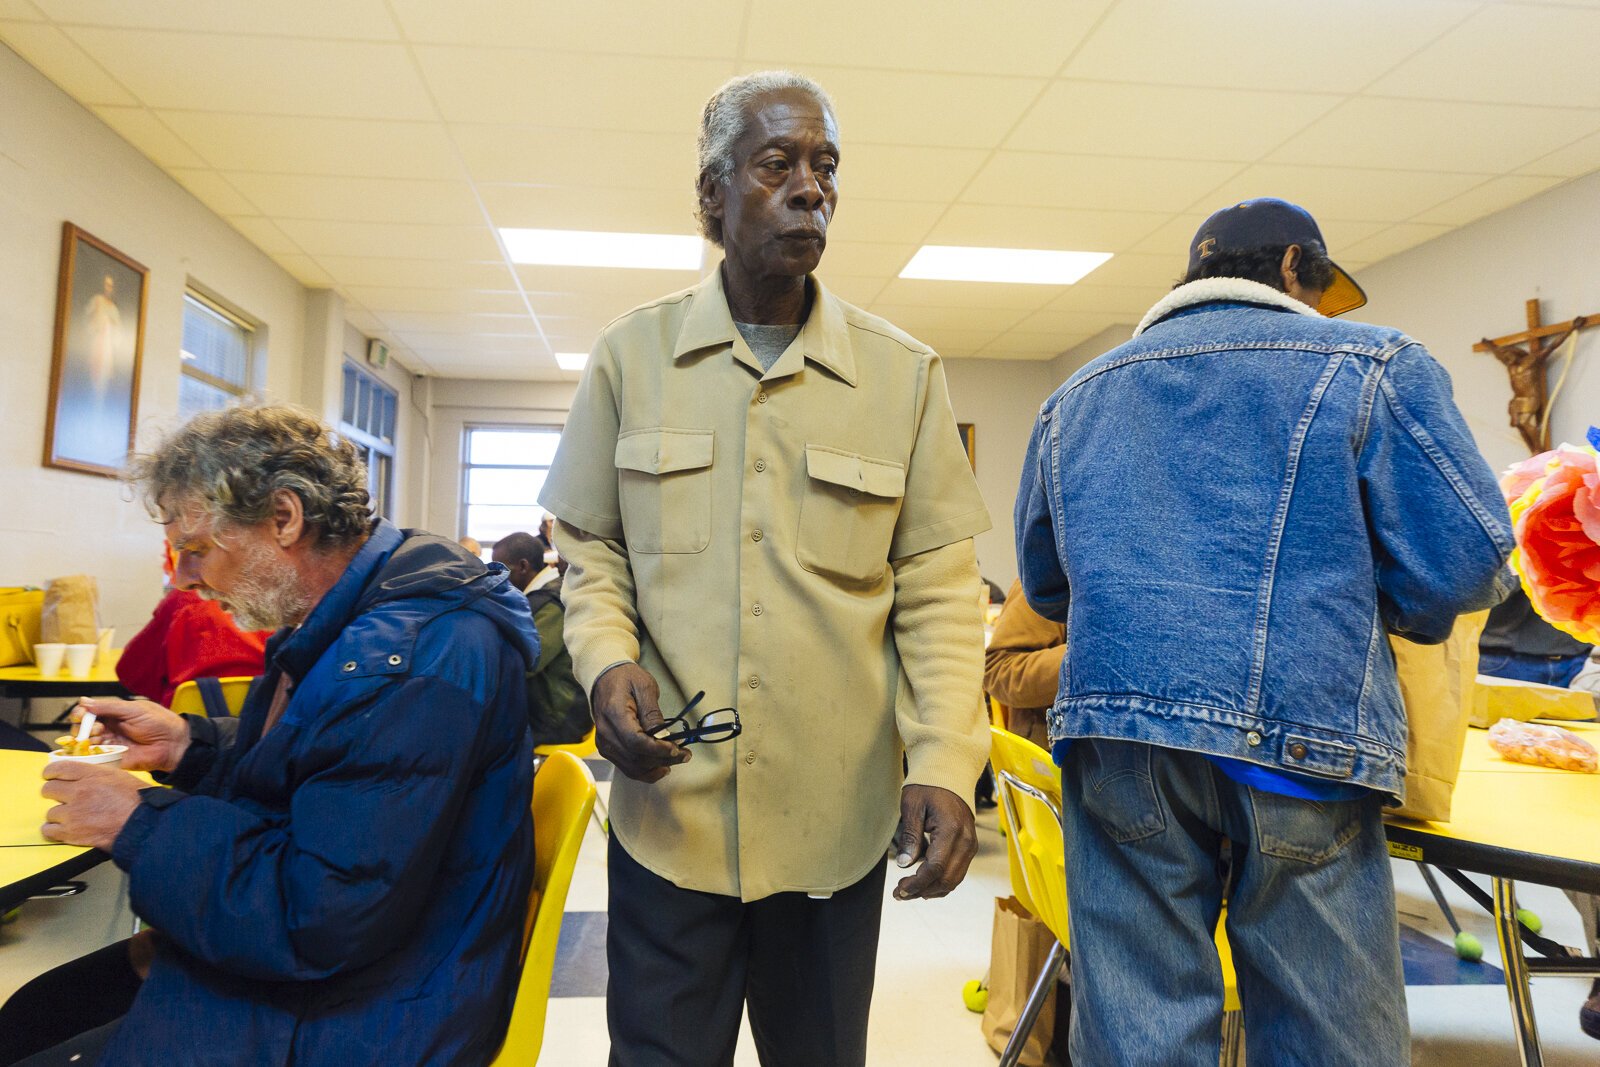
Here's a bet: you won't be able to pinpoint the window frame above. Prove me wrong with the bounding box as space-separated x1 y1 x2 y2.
338 360 399 521
179 287 259 417
459 423 564 548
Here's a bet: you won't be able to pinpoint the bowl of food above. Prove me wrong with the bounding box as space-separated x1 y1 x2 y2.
50 736 126 764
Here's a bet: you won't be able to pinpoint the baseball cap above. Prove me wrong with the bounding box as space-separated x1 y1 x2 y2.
1187 198 1366 317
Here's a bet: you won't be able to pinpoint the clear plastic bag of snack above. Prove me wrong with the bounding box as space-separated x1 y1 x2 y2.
1486 718 1599 773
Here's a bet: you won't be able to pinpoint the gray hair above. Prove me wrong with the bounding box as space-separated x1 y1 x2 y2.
695 70 836 246
128 405 371 548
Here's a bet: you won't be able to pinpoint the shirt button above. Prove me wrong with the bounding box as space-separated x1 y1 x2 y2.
751 604 763 616
754 459 766 472
1246 731 1262 747
745 752 757 765
751 529 763 542
748 676 760 689
1288 742 1308 760
756 392 768 404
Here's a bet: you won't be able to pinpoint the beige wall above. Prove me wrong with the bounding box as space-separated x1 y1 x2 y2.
0 44 310 639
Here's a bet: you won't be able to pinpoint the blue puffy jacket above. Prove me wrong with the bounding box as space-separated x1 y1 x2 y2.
1017 278 1514 798
106 521 538 1066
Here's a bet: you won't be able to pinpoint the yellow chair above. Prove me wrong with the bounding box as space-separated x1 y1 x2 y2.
988 727 1243 1067
168 676 256 716
534 728 608 835
490 749 597 1066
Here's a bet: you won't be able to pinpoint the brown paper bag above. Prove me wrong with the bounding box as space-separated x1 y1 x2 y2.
1389 610 1487 823
980 896 1059 1067
41 575 100 645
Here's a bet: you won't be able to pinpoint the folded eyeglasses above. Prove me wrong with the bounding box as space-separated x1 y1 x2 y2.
650 690 742 746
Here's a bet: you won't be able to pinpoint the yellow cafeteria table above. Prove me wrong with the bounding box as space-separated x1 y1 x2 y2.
1383 721 1600 1067
0 650 127 726
0 750 106 913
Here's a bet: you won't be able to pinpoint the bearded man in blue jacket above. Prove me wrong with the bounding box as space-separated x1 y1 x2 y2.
4 405 538 1066
1016 200 1515 1066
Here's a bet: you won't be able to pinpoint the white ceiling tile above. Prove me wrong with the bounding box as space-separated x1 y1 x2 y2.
168 168 257 216
868 304 1031 334
65 28 435 119
0 1 43 19
415 46 734 130
274 219 502 260
964 152 1243 214
771 65 1046 149
817 274 889 308
390 0 744 55
1048 285 1164 315
313 257 517 290
825 199 945 245
839 144 993 202
344 287 526 315
815 240 917 277
452 125 698 189
1411 175 1566 226
928 204 1168 249
873 278 1060 311
1010 308 1123 335
1368 5 1600 108
977 330 1087 359
90 105 206 167
1 22 135 104
1268 97 1600 174
1128 214 1390 257
1007 82 1345 161
1072 253 1182 289
1516 129 1600 178
1334 223 1454 265
744 0 1112 77
1064 0 1478 91
32 0 399 39
890 327 1010 352
270 254 334 287
157 113 462 180
478 184 697 234
225 173 482 225
224 216 301 256
1194 165 1488 222
376 311 536 336
401 332 546 356
515 267 697 315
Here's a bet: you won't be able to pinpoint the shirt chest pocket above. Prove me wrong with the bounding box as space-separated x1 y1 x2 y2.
797 444 906 585
614 427 715 554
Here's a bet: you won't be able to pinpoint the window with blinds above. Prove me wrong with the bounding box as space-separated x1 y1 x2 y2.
339 361 399 520
461 426 561 550
178 292 254 419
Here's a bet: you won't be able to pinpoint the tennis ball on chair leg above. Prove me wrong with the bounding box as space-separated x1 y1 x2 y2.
1516 908 1543 934
962 978 989 1013
1453 931 1484 961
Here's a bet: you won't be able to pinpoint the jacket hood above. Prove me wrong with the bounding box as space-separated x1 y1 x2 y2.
1134 277 1322 337
355 529 540 673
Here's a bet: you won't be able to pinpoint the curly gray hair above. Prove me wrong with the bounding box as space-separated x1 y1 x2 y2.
128 405 371 548
695 70 836 247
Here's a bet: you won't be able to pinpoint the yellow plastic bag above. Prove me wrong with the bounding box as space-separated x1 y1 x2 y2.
0 587 43 666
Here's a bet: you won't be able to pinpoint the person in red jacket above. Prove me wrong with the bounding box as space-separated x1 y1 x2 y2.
115 547 269 707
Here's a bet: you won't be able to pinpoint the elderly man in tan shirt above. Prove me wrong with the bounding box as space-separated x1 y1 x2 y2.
539 70 991 1066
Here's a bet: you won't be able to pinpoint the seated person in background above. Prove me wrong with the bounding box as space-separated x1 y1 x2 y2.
459 534 483 557
538 514 568 577
493 530 592 747
982 579 1063 752
0 406 537 1067
1479 584 1592 687
115 546 270 707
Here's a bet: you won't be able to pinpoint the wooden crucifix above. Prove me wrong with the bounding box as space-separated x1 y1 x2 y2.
1475 298 1599 453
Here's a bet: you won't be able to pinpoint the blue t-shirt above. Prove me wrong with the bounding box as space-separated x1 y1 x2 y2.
1051 739 1368 802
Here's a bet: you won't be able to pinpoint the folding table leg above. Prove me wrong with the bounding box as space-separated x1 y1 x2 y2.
998 940 1067 1067
1493 877 1543 1067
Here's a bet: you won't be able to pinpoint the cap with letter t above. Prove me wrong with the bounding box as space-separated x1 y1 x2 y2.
1188 197 1366 317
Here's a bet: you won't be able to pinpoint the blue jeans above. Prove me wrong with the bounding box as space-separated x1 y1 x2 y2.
1478 649 1588 688
1060 739 1408 1066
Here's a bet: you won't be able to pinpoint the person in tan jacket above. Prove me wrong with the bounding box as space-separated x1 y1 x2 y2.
983 579 1064 751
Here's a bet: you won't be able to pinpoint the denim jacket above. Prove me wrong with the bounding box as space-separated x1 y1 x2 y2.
1016 278 1515 797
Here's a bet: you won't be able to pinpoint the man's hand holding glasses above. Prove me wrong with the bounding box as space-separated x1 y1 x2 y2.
590 665 740 783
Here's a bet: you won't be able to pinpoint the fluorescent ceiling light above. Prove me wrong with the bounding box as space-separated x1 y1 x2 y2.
499 228 703 270
899 245 1113 285
555 352 588 371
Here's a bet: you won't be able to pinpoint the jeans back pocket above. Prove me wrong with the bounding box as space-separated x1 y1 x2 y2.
1078 739 1166 844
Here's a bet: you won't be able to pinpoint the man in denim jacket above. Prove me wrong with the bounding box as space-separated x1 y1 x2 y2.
1016 198 1514 1066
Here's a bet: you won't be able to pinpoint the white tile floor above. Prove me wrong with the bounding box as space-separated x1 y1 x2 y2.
3 768 1597 1065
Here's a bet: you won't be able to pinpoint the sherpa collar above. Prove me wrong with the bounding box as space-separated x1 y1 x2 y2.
1133 277 1323 337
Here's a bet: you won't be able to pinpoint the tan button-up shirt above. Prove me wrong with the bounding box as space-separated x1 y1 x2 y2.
540 267 992 900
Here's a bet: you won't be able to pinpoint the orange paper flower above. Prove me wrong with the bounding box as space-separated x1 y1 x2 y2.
1502 439 1600 643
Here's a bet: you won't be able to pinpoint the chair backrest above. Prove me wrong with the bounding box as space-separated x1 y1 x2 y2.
989 726 1070 946
168 676 256 717
491 749 597 1066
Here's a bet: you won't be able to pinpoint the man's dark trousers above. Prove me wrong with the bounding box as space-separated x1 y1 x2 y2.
606 834 886 1066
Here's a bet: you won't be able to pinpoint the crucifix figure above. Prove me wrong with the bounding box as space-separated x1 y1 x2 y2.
1475 298 1597 454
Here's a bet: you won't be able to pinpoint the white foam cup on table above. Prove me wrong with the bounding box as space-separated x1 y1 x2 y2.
96 628 115 664
64 643 97 679
33 643 66 676
48 743 125 766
